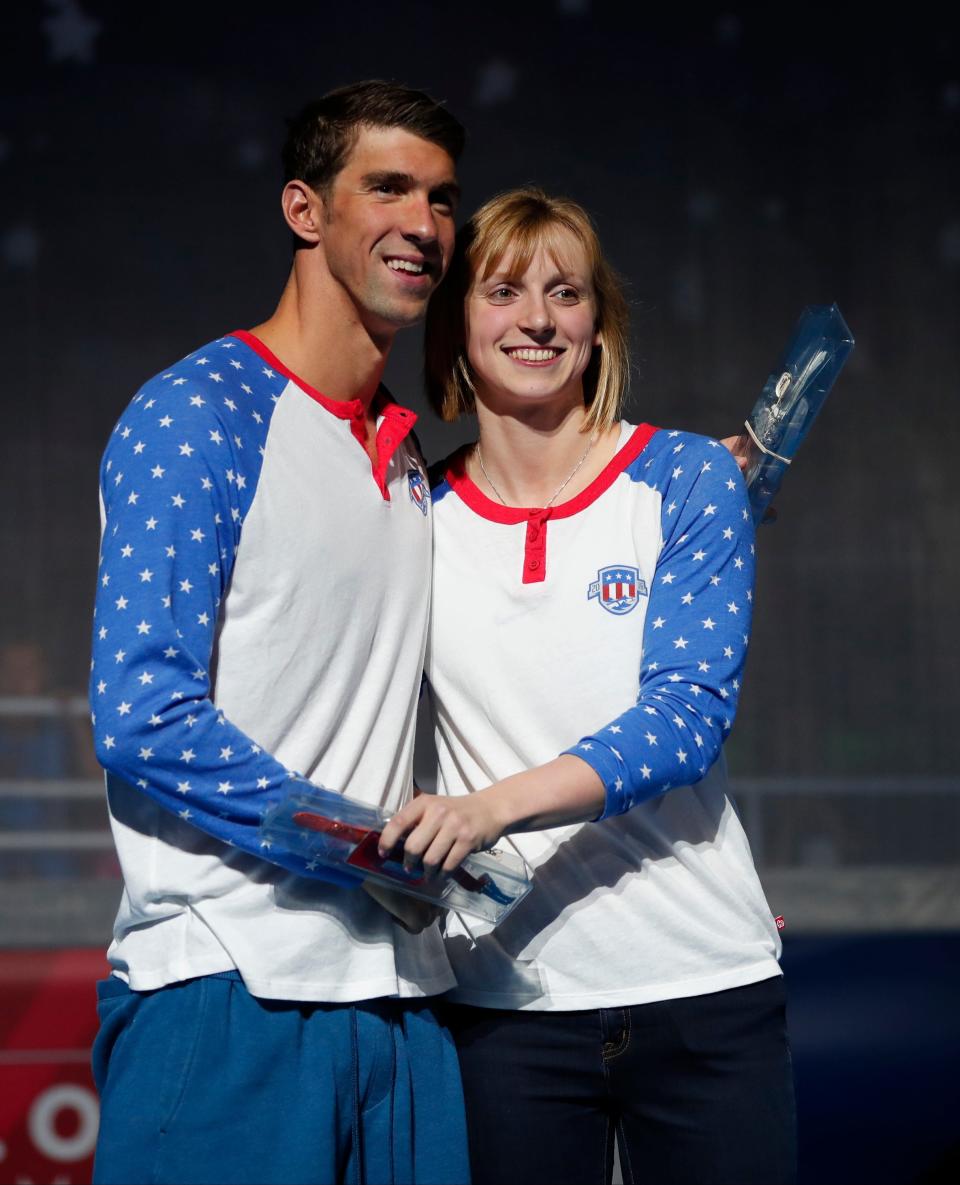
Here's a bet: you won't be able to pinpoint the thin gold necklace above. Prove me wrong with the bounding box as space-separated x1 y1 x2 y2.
476 433 597 509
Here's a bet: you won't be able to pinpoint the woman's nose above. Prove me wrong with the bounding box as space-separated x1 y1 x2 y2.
519 298 554 336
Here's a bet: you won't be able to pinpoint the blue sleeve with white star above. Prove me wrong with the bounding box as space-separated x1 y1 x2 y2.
564 432 755 819
89 338 359 884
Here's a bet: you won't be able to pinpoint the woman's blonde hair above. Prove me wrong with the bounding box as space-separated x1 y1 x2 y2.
425 187 630 433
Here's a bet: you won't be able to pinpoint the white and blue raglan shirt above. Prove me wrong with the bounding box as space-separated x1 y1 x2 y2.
90 330 454 1003
426 422 781 1010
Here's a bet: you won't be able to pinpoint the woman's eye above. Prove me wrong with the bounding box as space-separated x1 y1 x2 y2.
490 287 514 299
554 287 579 301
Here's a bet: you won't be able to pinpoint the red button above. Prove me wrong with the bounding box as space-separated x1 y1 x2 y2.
529 559 540 570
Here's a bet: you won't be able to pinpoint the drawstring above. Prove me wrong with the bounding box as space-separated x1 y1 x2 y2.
350 1005 365 1185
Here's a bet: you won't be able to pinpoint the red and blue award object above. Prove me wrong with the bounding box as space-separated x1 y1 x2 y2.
261 781 531 924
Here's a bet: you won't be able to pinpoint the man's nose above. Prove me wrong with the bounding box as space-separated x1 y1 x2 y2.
401 194 439 244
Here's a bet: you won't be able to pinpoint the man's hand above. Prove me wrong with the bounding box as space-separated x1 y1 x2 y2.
720 432 777 523
362 881 443 934
378 792 505 878
720 432 753 473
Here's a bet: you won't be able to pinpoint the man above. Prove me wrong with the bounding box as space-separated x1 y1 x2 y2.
89 81 468 1185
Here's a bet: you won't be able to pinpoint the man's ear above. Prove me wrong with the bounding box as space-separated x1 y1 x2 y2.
281 180 324 246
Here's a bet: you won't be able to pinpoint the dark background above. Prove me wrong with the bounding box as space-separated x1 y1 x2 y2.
3 1 959 780
2 4 959 1182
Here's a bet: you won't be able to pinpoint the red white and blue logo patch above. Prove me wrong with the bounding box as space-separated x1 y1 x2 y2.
407 469 429 515
588 565 646 615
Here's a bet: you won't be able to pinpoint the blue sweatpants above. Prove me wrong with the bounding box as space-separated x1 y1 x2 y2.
92 971 470 1185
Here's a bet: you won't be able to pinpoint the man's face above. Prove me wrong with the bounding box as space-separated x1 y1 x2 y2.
318 126 459 337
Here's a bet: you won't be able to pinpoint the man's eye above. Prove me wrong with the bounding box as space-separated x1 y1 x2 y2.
375 184 400 195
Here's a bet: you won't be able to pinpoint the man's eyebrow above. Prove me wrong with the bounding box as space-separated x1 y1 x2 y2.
360 171 461 204
361 170 415 189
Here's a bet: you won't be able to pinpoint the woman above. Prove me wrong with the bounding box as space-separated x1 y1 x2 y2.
379 188 795 1185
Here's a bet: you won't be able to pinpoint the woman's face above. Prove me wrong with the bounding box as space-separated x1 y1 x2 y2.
464 233 600 414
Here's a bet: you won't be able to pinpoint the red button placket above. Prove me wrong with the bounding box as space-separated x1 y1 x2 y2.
522 509 550 584
227 332 423 499
371 407 416 499
349 405 367 448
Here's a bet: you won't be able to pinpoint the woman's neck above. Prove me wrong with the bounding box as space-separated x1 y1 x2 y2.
469 400 621 509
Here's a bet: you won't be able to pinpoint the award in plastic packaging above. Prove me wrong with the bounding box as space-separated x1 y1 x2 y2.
261 780 532 924
743 304 854 524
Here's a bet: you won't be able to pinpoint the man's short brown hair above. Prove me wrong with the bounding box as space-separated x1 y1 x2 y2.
282 80 465 196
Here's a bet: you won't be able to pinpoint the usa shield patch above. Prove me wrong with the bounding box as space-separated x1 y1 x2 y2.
407 469 429 516
587 565 646 615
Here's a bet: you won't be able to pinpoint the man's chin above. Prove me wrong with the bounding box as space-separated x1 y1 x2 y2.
365 293 432 334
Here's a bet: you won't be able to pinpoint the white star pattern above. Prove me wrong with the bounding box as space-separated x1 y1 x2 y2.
563 431 754 814
90 336 295 863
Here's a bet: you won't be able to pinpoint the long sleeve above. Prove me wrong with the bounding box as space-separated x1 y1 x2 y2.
564 434 755 818
89 345 358 883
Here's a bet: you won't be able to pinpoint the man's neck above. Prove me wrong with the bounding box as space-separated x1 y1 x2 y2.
251 261 393 410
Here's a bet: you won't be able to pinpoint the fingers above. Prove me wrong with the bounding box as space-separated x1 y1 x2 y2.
378 797 427 857
379 797 483 876
719 432 752 472
423 830 478 876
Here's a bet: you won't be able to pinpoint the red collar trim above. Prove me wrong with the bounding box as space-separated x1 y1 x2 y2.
445 423 659 524
229 329 417 429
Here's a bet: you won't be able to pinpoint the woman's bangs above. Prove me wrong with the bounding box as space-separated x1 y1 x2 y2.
471 213 583 285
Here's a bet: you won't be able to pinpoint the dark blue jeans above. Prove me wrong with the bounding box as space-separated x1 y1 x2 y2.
443 975 796 1185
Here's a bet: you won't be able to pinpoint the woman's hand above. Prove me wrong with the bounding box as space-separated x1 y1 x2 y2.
378 756 606 876
378 792 507 877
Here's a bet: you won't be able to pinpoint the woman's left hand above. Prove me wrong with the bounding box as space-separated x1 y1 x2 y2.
378 792 506 877
378 757 606 876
